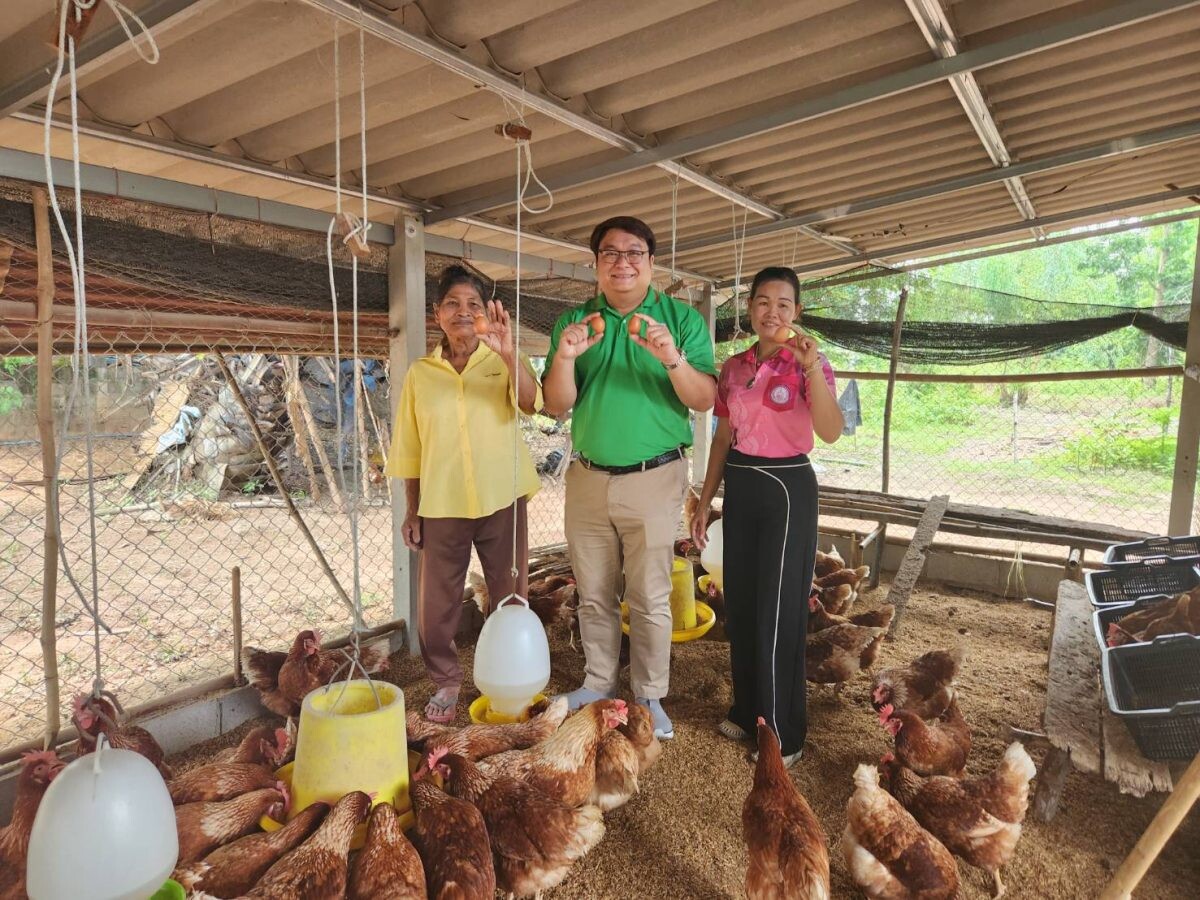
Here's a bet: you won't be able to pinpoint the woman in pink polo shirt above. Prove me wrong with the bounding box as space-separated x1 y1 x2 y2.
691 266 844 767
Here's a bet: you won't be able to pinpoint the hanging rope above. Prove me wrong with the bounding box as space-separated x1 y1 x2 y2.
730 202 749 339
322 11 378 707
43 0 160 705
669 173 679 285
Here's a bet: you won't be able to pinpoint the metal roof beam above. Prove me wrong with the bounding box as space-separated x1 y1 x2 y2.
0 0 221 119
903 0 1044 238
712 185 1200 285
9 116 718 283
0 145 599 282
676 120 1200 254
296 0 784 224
429 0 1200 223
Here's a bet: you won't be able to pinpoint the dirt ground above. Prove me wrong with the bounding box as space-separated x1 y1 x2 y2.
174 580 1200 899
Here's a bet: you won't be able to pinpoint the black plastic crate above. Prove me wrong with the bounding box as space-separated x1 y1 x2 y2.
1084 556 1200 607
1104 535 1200 564
1102 635 1200 760
1092 595 1181 651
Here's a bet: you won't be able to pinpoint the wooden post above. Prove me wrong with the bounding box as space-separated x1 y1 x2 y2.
388 212 425 654
214 353 357 616
33 187 61 749
872 287 908 588
1099 750 1200 899
885 494 948 639
231 566 243 684
1168 226 1200 534
691 282 716 486
283 356 321 502
1065 546 1084 583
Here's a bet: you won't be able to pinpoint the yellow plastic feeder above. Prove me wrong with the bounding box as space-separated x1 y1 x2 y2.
468 692 549 725
260 679 407 849
669 555 697 630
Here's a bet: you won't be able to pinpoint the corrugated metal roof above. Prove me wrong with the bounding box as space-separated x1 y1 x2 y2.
0 0 1196 287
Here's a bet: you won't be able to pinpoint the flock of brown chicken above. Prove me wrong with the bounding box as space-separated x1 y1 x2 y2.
744 589 1037 900
0 544 1042 900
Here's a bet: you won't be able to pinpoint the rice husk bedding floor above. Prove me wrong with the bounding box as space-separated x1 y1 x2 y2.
173 581 1200 898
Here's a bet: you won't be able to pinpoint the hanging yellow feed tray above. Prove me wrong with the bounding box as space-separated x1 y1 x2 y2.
621 600 717 643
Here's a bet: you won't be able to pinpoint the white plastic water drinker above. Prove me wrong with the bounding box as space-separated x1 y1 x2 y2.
27 735 178 900
474 596 551 718
700 518 724 589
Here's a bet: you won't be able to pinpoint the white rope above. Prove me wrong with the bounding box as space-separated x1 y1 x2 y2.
731 202 749 339
43 0 160 701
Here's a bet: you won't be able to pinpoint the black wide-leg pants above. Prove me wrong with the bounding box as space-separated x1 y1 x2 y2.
722 449 818 756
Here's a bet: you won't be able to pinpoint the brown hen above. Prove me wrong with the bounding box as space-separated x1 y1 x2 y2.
883 741 1036 897
806 623 888 695
169 762 278 805
410 776 496 900
872 646 965 721
213 725 292 767
0 751 65 900
842 763 958 900
743 719 830 900
72 692 172 778
173 801 327 898
347 801 426 900
880 696 972 778
477 699 628 808
419 696 568 762
243 630 389 717
174 786 286 864
245 791 371 899
436 751 605 898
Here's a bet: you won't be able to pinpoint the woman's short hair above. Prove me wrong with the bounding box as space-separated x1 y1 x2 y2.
749 266 801 302
589 216 657 257
435 264 488 303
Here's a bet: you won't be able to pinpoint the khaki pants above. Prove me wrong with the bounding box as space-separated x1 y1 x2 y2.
565 457 687 699
418 499 529 691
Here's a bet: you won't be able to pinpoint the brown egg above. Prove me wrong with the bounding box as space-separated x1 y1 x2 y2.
773 325 796 343
592 316 607 335
473 315 489 335
627 316 642 337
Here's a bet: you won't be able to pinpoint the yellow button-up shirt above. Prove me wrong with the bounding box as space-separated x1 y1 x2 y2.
386 342 542 519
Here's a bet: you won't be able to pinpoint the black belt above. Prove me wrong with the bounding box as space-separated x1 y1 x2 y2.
579 446 685 475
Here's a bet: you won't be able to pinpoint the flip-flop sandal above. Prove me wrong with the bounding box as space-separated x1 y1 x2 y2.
718 719 749 741
424 689 458 725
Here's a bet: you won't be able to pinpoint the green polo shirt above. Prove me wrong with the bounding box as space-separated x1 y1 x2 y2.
545 288 717 467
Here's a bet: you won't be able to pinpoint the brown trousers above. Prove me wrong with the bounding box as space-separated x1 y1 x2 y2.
417 499 529 691
565 457 688 700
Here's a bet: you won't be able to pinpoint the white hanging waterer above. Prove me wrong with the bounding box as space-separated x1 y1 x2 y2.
473 595 551 718
700 518 724 589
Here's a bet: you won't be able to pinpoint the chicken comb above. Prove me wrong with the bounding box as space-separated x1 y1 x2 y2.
876 703 895 726
611 699 628 714
21 749 62 767
426 746 449 769
880 752 895 765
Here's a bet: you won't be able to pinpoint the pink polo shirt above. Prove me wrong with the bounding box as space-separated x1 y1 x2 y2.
714 345 837 458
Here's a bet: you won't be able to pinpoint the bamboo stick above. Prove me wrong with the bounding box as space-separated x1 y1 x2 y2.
1099 751 1200 900
232 566 243 684
214 353 356 617
873 287 908 589
32 187 61 750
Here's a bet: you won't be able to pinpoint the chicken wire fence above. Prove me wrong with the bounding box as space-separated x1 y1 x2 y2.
0 329 572 759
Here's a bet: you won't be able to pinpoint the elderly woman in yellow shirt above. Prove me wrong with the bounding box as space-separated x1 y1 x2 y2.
387 264 542 723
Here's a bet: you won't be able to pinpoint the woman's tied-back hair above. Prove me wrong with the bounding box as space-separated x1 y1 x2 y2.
436 263 488 304
749 266 801 302
589 216 657 257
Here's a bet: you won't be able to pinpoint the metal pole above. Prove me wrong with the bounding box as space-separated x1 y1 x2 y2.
231 566 243 684
872 287 909 588
32 187 61 749
1168 225 1200 534
691 283 716 486
388 212 425 654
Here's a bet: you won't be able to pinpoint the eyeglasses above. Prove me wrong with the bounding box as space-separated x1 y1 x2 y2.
597 249 648 265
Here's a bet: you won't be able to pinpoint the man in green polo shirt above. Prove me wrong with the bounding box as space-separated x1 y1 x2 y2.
544 215 717 739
